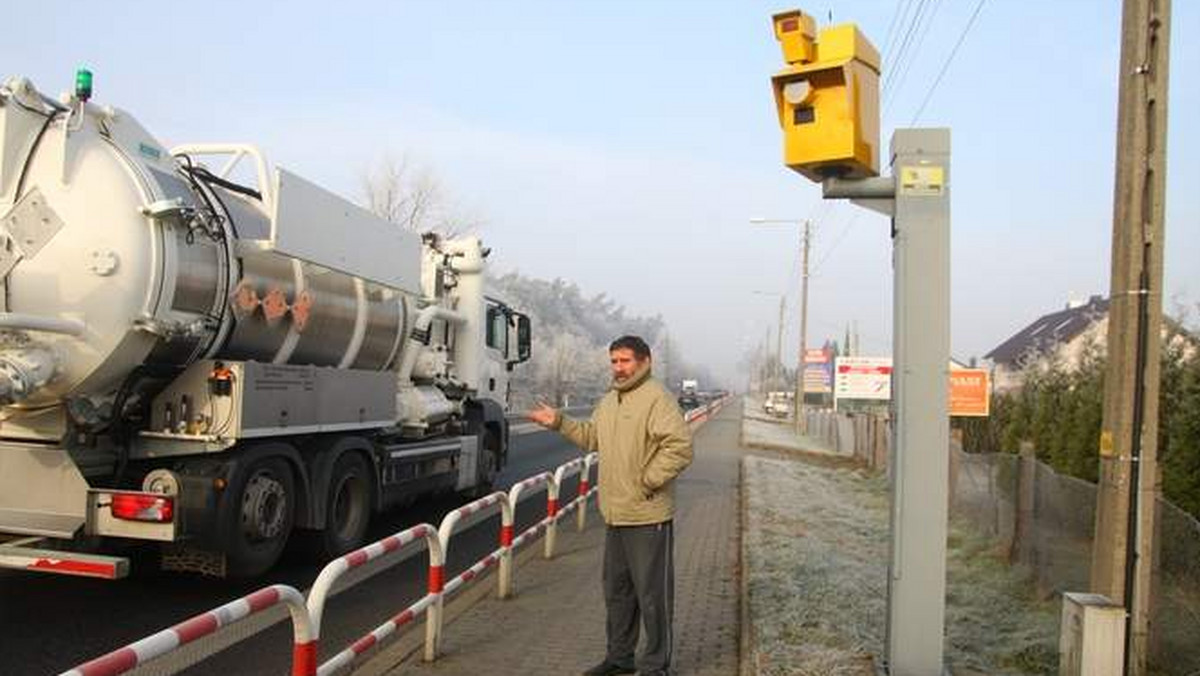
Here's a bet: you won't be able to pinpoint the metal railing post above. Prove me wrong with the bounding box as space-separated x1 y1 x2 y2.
498 496 515 600
577 454 596 531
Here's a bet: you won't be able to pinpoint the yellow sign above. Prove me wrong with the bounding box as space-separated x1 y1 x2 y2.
1099 430 1115 457
899 165 945 196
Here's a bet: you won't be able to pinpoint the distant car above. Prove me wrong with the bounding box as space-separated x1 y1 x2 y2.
763 391 792 418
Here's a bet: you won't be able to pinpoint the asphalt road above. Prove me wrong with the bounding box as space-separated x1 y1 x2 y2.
0 424 586 676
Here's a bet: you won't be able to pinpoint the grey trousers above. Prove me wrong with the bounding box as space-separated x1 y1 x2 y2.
603 521 675 672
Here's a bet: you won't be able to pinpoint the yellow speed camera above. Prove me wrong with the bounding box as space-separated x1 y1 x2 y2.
771 10 881 182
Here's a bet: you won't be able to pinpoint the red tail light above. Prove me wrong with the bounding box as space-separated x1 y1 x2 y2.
111 494 174 522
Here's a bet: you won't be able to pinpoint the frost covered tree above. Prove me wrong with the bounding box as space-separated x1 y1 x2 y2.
361 153 479 236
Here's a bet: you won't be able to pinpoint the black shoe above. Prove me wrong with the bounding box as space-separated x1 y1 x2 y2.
582 661 636 676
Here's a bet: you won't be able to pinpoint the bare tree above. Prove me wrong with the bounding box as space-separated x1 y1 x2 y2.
533 332 606 408
361 153 481 236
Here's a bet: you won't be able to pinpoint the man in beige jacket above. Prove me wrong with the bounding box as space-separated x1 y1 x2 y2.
528 335 692 676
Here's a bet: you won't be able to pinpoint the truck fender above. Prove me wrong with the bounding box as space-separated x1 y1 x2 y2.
298 435 379 530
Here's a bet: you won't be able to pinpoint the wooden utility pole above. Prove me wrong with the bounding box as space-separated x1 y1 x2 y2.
795 221 811 435
776 295 786 390
1091 0 1170 673
662 332 672 390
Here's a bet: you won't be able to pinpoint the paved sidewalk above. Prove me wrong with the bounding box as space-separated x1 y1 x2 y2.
740 398 850 463
361 403 743 676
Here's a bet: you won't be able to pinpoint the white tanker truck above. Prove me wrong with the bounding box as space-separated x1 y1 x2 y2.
0 72 531 578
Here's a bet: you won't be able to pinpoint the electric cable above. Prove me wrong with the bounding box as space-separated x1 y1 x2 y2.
811 211 862 276
883 0 946 114
881 0 917 68
181 164 263 201
909 0 989 126
883 0 932 95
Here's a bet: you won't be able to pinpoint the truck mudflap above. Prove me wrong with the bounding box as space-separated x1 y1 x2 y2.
0 537 129 579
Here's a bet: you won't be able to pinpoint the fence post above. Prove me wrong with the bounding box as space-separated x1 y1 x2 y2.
424 559 444 661
949 428 963 514
498 502 515 600
577 454 596 531
576 469 590 532
545 474 561 560
1011 441 1037 565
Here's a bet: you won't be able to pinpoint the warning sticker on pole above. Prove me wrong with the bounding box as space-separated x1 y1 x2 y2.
899 165 945 196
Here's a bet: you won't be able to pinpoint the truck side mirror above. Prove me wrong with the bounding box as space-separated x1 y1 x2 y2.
515 314 532 364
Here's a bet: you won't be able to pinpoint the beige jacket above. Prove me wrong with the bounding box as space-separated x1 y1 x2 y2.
552 365 692 526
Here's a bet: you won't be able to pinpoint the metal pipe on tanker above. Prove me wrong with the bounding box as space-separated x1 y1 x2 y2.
0 314 86 336
397 305 468 385
443 239 485 393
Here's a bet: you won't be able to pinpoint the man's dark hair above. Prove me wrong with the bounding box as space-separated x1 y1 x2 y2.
609 335 652 360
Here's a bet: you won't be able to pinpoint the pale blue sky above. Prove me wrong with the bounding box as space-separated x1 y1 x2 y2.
4 1 1196 385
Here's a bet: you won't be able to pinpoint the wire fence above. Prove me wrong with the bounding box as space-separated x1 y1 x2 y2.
952 444 1200 675
806 409 1200 674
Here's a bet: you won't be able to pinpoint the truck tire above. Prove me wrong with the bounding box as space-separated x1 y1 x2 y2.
315 453 373 559
226 457 296 577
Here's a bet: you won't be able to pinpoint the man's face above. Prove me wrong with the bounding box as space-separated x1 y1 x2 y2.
610 348 647 383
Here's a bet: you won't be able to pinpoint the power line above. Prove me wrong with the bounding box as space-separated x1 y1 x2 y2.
881 0 917 67
909 0 989 126
811 211 862 275
883 0 932 95
882 0 946 114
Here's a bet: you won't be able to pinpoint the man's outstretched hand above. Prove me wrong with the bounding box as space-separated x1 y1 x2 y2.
526 402 558 428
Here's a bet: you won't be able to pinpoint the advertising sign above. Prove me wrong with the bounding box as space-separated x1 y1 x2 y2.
949 368 990 417
834 357 892 402
834 357 992 417
804 348 828 364
804 347 833 394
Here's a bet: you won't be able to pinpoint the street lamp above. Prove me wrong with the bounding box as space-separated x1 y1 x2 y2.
750 217 811 435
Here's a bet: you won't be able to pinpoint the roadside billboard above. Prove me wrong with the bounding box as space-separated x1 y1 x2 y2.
804 347 833 394
834 358 992 417
834 357 892 403
948 368 990 417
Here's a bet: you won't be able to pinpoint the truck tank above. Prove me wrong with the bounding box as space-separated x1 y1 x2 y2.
0 76 423 442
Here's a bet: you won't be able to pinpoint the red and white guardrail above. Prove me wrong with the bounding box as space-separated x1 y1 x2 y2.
61 584 315 676
59 452 599 676
683 394 731 425
307 523 443 673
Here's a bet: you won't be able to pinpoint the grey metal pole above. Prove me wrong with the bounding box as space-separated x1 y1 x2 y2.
820 129 951 675
886 129 951 675
795 221 810 435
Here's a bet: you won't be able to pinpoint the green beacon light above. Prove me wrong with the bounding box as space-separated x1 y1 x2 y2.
75 68 93 102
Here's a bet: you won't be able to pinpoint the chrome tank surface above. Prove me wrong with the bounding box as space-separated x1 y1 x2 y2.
0 77 415 438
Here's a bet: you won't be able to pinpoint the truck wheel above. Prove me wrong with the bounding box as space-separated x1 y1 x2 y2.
317 453 372 559
226 457 295 577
